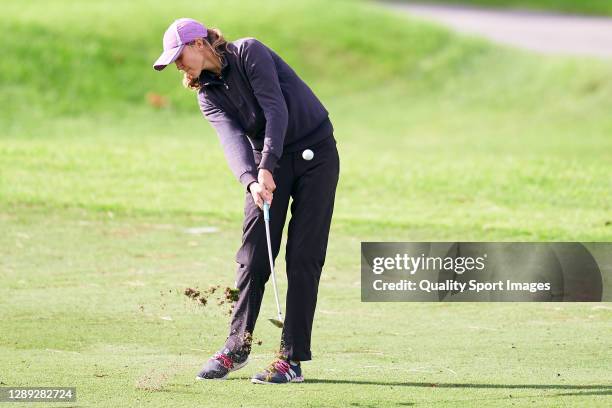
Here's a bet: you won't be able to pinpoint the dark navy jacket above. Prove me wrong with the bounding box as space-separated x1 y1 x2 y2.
197 38 334 191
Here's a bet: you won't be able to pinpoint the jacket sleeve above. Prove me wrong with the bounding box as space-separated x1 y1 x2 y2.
242 39 289 173
198 93 258 191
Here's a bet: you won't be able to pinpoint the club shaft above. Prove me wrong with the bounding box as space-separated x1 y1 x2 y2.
264 216 283 321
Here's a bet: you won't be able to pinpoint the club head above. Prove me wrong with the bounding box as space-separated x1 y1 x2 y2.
268 318 284 328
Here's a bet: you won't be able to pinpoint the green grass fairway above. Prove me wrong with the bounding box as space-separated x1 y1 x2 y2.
1 208 611 406
1 0 611 406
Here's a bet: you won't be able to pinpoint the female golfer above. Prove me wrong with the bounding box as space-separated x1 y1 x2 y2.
153 18 340 384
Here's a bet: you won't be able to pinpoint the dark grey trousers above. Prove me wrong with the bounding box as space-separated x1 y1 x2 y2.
224 135 340 361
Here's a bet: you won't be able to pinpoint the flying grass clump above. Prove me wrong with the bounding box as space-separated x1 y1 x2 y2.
183 285 240 315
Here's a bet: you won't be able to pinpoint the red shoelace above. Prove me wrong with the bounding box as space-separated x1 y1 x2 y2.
271 359 290 375
213 353 234 370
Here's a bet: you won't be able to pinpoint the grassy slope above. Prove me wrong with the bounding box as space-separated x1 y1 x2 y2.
1 0 611 406
397 0 612 16
2 0 611 240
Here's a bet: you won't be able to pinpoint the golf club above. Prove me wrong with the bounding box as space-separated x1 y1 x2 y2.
263 201 284 328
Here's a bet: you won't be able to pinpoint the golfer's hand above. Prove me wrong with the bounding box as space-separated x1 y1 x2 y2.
249 182 273 210
258 169 276 194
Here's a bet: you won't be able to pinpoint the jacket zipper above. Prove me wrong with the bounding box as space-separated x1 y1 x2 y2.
218 73 229 90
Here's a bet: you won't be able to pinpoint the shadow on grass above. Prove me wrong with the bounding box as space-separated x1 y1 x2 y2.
215 378 612 398
304 379 611 394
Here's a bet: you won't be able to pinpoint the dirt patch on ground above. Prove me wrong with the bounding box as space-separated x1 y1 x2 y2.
135 369 170 391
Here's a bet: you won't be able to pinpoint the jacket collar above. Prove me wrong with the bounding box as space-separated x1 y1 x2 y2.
199 53 230 87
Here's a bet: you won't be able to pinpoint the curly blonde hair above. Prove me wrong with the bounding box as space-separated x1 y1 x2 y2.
182 28 228 91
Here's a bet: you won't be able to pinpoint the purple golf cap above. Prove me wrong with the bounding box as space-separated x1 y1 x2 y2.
153 18 207 71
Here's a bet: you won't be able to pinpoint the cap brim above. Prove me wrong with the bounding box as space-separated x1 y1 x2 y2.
153 44 185 71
